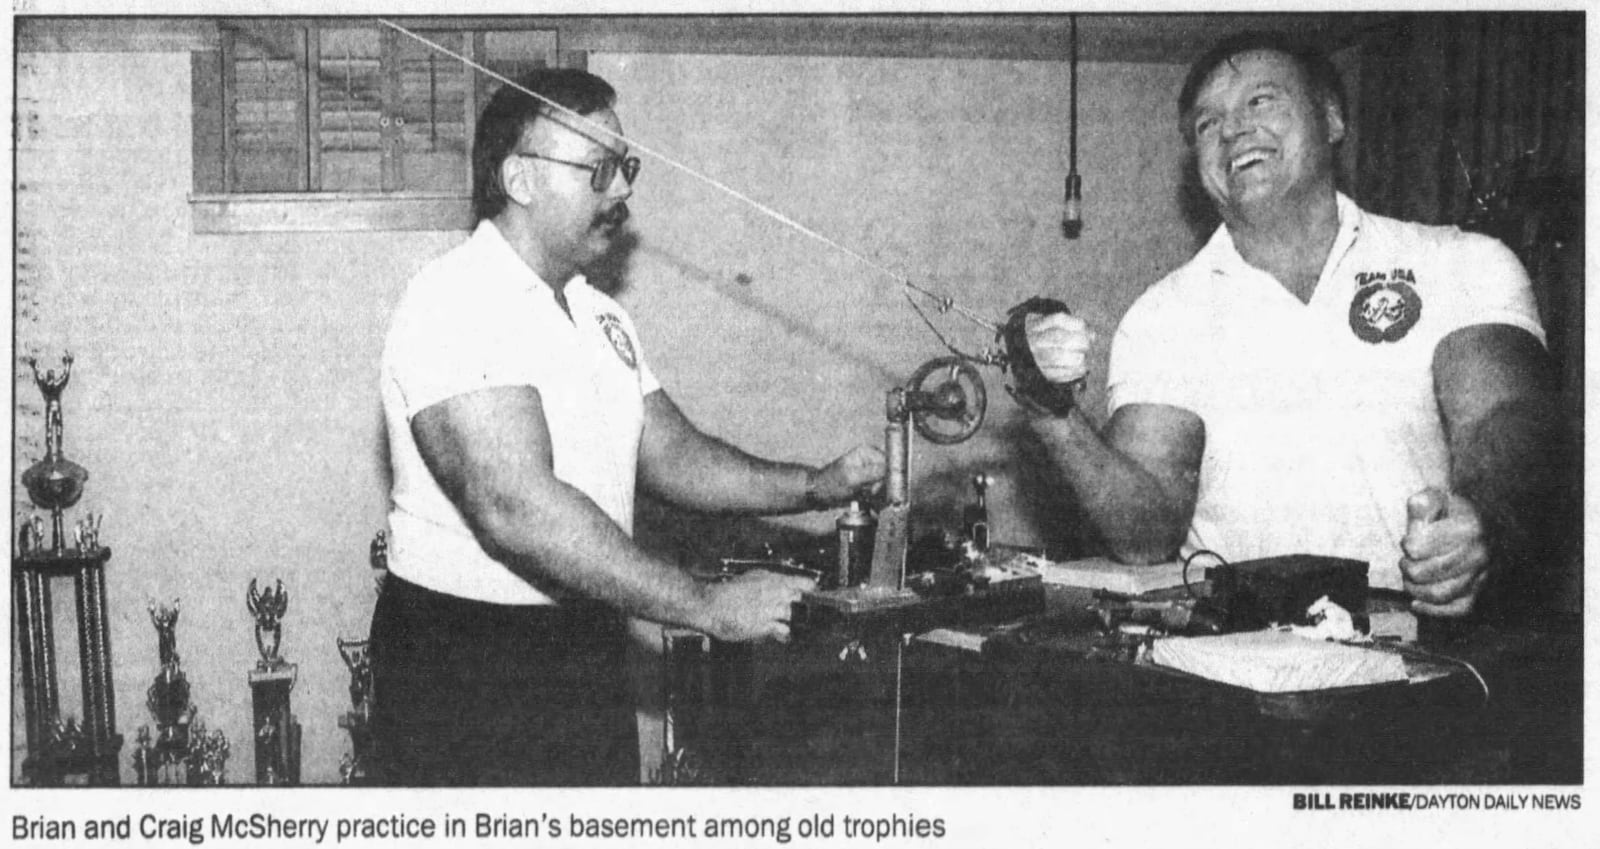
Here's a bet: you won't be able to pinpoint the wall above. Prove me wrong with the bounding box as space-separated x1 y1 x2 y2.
13 50 453 784
11 46 1196 784
599 52 1196 546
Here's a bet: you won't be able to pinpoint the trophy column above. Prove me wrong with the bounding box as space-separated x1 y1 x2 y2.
14 354 121 786
248 579 301 785
336 638 372 784
132 601 229 785
337 530 385 784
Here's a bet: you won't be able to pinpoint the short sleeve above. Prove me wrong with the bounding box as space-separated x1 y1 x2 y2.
385 284 559 417
1434 232 1546 346
1106 285 1206 416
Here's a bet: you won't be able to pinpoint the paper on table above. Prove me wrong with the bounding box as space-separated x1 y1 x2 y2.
1148 629 1408 693
1033 556 1189 594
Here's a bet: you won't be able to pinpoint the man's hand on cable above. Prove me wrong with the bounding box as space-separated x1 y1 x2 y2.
1024 311 1095 385
1400 486 1491 617
806 444 887 506
703 570 814 642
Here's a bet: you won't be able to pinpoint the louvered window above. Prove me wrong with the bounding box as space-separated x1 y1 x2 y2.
192 20 570 232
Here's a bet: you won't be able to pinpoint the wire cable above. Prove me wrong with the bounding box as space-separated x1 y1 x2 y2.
1387 643 1492 706
378 18 1001 339
1181 548 1227 599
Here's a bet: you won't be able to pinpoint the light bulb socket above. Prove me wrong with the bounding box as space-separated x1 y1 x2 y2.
1062 173 1083 238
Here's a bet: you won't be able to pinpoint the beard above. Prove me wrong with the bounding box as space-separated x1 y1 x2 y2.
593 202 630 231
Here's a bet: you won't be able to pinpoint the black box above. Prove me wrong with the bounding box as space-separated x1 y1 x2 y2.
1207 555 1368 632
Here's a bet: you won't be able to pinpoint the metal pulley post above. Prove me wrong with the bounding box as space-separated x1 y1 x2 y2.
869 409 912 591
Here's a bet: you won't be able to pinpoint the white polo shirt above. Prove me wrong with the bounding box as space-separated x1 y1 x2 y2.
1107 193 1543 589
381 221 660 604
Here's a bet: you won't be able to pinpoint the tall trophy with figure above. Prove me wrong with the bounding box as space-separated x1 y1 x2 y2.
336 530 388 783
131 600 229 785
14 353 121 785
247 579 301 785
336 638 373 784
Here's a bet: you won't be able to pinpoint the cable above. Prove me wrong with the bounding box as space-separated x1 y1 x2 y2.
1181 548 1227 599
1388 643 1492 706
1062 13 1083 238
892 633 909 785
378 18 1001 340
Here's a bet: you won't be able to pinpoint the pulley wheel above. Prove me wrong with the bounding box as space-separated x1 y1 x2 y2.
907 356 986 445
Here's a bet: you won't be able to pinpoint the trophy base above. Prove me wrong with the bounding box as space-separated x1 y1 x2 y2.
249 664 301 785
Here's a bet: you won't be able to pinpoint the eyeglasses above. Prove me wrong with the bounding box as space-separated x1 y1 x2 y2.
517 152 641 192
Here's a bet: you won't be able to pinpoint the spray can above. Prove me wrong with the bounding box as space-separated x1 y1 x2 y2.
836 501 877 588
963 474 991 551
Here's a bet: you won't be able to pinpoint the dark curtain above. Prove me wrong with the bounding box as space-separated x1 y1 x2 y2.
1354 12 1584 612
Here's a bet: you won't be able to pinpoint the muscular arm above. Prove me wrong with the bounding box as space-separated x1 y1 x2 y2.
411 386 806 640
637 389 879 514
1028 403 1205 563
1427 324 1560 603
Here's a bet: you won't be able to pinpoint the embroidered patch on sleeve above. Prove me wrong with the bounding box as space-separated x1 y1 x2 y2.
596 313 639 369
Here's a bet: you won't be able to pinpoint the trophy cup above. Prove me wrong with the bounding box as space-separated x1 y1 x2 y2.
247 579 301 785
132 599 228 785
21 354 88 553
14 353 121 785
336 638 373 784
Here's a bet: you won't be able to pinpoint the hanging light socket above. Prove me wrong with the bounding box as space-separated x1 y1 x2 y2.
1061 14 1083 240
1062 173 1083 239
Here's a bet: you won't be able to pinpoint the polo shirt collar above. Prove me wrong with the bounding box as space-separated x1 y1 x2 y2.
471 219 593 305
1200 191 1365 281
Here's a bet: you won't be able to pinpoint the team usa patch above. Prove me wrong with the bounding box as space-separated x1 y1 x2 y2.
1348 268 1422 344
596 313 639 369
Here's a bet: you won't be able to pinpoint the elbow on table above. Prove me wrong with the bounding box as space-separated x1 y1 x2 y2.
1104 542 1182 567
1101 518 1188 566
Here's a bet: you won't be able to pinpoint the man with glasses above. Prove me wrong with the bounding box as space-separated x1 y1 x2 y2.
373 68 884 786
1021 32 1557 623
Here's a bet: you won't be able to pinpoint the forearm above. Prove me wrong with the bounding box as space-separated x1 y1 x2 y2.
1434 324 1564 572
1448 397 1562 564
1029 408 1193 563
643 431 819 515
468 480 717 632
639 390 837 515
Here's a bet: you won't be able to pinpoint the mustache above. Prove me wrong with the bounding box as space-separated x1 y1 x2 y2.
594 203 630 228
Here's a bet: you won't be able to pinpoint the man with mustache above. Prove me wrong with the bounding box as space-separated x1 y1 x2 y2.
1023 32 1557 623
373 69 884 786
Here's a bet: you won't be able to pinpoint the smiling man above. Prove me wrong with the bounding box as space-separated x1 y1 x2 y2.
1021 33 1557 621
371 69 884 786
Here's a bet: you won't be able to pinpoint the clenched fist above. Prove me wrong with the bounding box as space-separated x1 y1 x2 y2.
1024 311 1095 385
1400 487 1490 617
702 570 814 643
806 444 887 507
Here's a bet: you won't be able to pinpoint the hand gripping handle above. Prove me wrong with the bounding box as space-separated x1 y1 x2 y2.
1000 296 1080 416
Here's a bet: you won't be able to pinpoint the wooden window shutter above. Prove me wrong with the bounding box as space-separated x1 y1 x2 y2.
393 29 472 193
312 25 384 192
222 23 309 192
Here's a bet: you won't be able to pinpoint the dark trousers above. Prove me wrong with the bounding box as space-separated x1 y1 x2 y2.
367 574 637 786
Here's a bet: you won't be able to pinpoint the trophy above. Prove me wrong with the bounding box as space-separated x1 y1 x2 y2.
336 531 388 783
14 353 121 785
247 579 301 785
21 354 88 554
336 638 373 784
132 599 227 785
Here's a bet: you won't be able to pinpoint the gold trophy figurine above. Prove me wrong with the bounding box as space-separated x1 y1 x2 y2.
133 599 226 785
336 638 374 784
247 579 300 785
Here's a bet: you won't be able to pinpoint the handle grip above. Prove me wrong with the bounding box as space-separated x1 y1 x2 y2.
1000 296 1080 416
